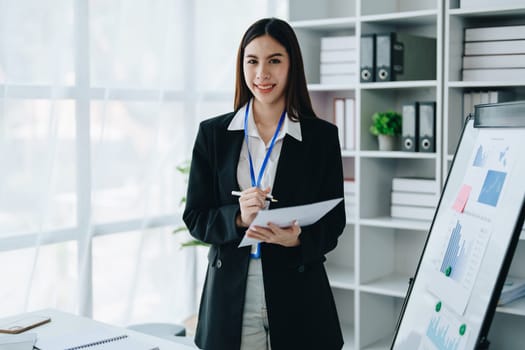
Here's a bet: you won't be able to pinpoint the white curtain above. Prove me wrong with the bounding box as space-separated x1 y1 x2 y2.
0 0 286 328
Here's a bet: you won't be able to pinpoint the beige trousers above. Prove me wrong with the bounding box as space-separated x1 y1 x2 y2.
240 258 272 350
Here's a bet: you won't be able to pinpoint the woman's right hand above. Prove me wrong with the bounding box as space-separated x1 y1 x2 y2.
236 187 271 227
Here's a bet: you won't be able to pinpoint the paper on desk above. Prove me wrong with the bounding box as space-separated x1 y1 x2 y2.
35 326 159 350
239 198 343 247
0 333 36 350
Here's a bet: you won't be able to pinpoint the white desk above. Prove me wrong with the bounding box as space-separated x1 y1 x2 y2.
0 309 197 349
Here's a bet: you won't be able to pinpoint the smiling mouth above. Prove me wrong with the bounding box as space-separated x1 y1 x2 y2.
255 84 275 92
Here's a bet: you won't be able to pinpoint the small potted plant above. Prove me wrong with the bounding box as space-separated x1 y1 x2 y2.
173 159 209 248
369 110 402 151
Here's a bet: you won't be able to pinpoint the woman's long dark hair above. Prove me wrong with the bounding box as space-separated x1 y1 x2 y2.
234 17 317 121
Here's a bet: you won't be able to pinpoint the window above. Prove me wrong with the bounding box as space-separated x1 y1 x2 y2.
0 0 286 325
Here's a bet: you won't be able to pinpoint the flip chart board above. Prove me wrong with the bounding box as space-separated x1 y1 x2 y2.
392 101 525 350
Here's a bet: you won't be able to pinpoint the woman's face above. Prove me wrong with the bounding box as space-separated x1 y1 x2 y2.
243 34 290 108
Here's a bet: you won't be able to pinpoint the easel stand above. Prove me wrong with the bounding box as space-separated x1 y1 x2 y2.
476 338 490 350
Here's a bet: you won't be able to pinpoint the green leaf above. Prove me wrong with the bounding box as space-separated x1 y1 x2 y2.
369 111 402 136
173 226 188 234
176 160 191 175
180 240 210 248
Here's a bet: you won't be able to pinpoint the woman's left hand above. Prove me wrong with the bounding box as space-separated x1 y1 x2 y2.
246 221 302 247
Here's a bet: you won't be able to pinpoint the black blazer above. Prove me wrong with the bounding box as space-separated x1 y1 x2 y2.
183 111 346 350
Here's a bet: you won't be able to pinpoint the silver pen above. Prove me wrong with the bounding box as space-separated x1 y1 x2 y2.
231 190 278 203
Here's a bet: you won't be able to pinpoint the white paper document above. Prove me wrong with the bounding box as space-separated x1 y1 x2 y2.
238 198 343 247
0 333 36 350
35 327 159 350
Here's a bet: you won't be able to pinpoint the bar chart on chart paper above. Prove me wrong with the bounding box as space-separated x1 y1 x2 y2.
472 145 487 168
428 216 491 314
422 311 469 350
440 221 467 281
426 317 459 350
471 139 511 209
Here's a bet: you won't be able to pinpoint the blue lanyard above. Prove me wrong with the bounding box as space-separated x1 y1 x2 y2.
244 100 285 259
243 100 286 188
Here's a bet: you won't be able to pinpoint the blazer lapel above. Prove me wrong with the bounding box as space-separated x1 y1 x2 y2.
271 134 308 208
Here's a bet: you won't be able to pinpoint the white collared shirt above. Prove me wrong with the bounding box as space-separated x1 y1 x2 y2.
227 100 302 196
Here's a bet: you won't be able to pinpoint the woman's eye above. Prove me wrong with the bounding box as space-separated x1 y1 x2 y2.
247 59 257 64
269 58 281 64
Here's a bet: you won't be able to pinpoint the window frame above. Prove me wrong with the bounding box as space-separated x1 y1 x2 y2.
0 0 282 317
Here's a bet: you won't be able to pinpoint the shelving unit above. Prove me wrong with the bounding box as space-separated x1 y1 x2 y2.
444 3 525 347
289 0 525 348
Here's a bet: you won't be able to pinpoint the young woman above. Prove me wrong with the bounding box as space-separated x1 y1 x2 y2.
183 17 346 350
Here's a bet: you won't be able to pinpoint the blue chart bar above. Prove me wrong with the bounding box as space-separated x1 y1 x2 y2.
440 221 465 280
478 170 507 207
473 145 486 167
426 316 460 350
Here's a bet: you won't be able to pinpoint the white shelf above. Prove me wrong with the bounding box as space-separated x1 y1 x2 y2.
291 17 357 30
342 149 357 157
308 83 357 91
497 297 525 317
359 151 437 159
327 264 356 290
448 81 525 88
360 217 431 231
342 325 356 350
362 335 392 350
360 80 437 90
361 9 438 25
449 6 525 17
360 273 411 298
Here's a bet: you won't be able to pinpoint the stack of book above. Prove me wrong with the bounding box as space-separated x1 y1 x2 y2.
462 24 525 81
390 177 438 221
344 179 356 220
498 276 525 306
462 90 514 119
320 36 357 85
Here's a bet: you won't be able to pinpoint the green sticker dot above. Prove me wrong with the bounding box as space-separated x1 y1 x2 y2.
435 301 442 312
445 266 452 277
459 324 466 336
